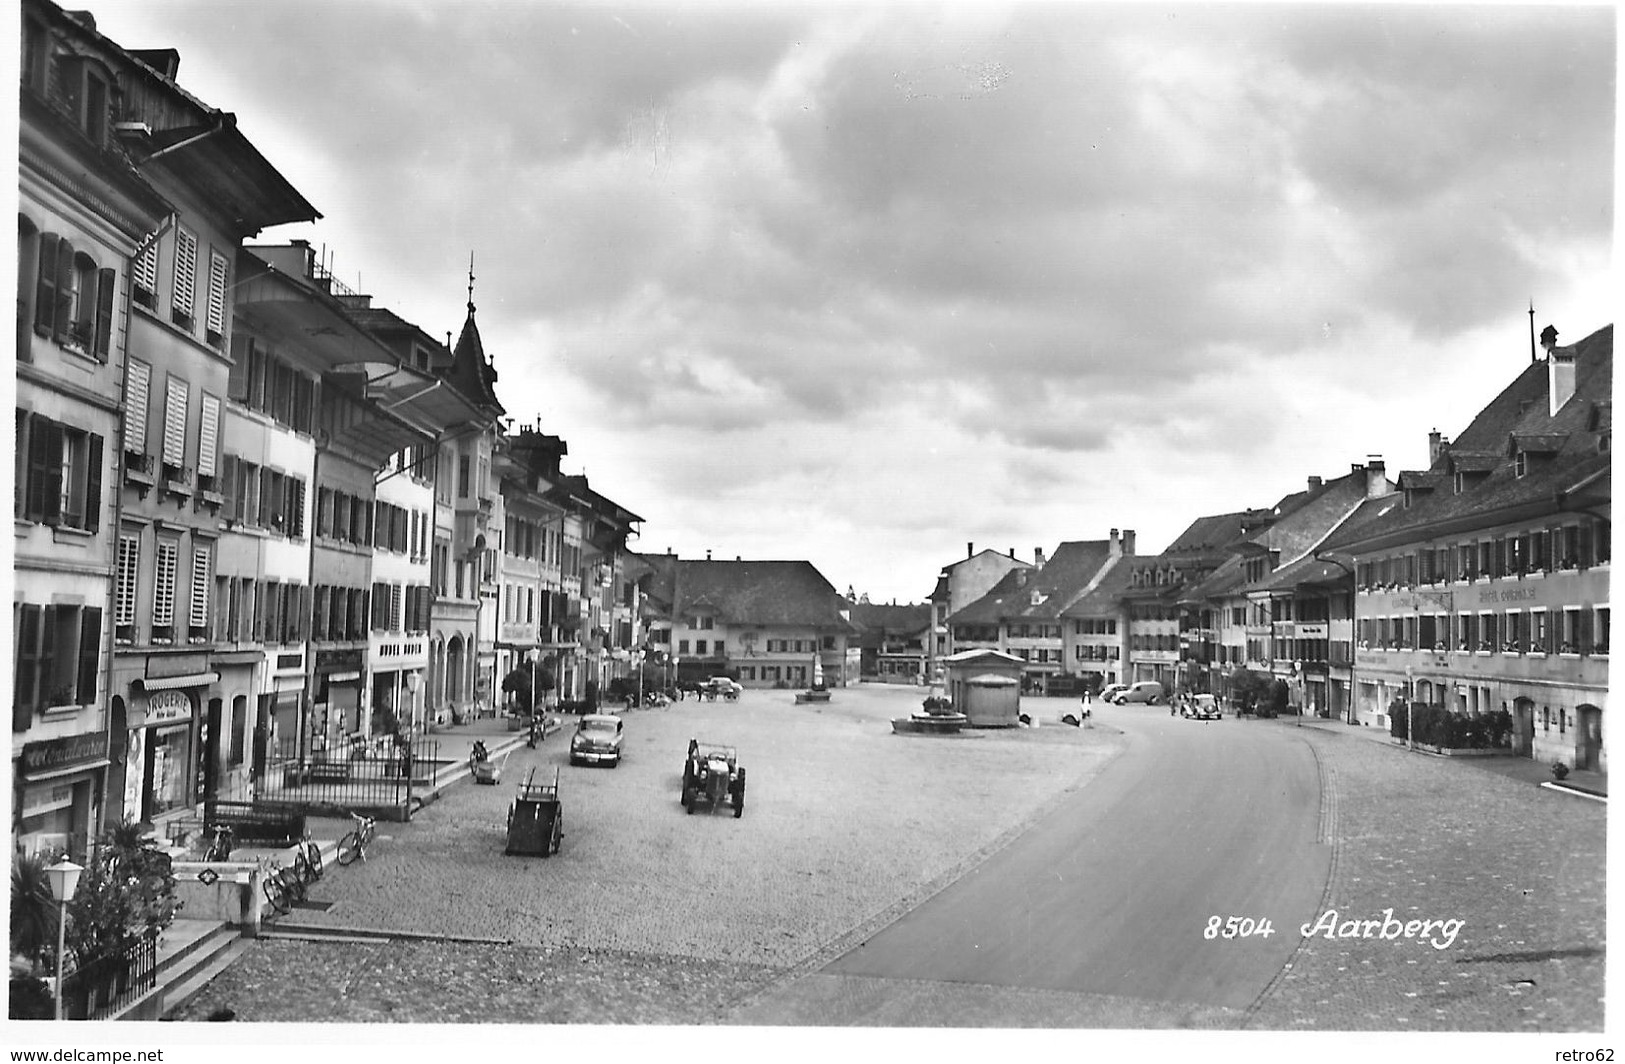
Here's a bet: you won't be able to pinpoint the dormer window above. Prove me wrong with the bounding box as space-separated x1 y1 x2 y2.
1514 452 1529 478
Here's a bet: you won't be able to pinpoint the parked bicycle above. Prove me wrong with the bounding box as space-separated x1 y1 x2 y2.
336 811 378 866
202 823 234 863
258 856 305 918
298 837 324 883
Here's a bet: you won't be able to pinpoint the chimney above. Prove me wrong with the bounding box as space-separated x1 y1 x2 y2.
1365 455 1389 498
1548 335 1577 416
705 549 712 561
967 542 974 558
1307 475 1323 489
1009 547 1016 559
1109 529 1120 556
1035 547 1046 568
1121 530 1136 555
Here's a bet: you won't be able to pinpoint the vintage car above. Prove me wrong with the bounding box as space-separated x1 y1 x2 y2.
1098 683 1130 704
701 677 742 701
569 714 624 767
681 738 745 817
1111 681 1165 705
1182 694 1222 721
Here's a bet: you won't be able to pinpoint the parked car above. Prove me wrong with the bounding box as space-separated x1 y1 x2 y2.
569 714 624 767
1182 694 1222 721
701 677 742 701
1098 683 1130 703
1111 681 1164 705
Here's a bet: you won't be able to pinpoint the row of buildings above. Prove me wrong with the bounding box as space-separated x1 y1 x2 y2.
919 322 1609 773
15 1 865 859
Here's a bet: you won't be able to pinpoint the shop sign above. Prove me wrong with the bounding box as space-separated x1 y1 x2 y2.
145 689 192 725
22 782 76 818
19 731 108 778
317 648 363 673
148 653 209 678
1297 624 1328 639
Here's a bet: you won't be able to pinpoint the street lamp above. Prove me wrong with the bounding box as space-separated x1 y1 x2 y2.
45 858 84 1021
1405 665 1415 751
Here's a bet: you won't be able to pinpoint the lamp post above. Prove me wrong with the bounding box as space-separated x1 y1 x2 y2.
1405 665 1415 751
45 858 84 1022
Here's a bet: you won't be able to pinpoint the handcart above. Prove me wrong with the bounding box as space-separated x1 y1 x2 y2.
505 766 562 857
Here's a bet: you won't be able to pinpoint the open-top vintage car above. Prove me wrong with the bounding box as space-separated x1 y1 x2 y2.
681 738 745 817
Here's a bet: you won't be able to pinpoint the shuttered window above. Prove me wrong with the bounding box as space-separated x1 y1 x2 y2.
172 226 197 327
205 248 229 344
115 532 140 627
152 539 178 628
133 239 158 307
197 393 221 480
124 358 151 454
93 266 115 360
189 544 211 630
391 584 404 631
162 376 188 467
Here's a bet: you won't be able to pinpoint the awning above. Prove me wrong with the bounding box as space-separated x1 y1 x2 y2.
24 758 110 782
134 672 219 692
327 671 362 683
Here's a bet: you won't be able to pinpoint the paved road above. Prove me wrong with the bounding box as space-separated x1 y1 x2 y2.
734 704 1330 1022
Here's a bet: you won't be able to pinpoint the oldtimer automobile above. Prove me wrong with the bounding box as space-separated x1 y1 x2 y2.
570 714 624 767
681 738 745 817
1182 694 1223 721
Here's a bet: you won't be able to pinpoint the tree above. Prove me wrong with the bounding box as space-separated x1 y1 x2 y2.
1226 667 1273 710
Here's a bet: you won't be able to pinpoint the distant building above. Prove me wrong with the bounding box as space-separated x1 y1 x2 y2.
847 601 933 683
926 545 1035 676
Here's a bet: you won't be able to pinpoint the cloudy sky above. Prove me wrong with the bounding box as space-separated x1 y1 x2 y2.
91 1 1615 604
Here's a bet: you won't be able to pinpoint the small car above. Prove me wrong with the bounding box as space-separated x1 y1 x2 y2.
701 677 742 700
1098 683 1130 703
681 738 745 817
1182 694 1222 721
1112 681 1165 705
569 714 624 767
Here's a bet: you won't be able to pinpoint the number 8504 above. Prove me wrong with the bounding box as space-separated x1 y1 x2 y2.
1204 915 1276 939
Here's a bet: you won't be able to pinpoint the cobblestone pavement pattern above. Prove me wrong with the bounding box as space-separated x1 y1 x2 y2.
170 690 1604 1029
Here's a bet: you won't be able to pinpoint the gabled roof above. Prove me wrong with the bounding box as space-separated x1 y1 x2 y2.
1325 324 1612 553
946 567 1026 625
1061 556 1134 617
638 557 853 630
848 602 932 635
941 548 1034 575
1162 510 1258 556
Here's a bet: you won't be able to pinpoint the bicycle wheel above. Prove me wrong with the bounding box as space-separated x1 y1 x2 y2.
336 831 360 866
292 849 315 890
303 840 323 880
261 873 290 917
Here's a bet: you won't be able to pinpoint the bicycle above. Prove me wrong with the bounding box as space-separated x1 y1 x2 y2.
202 823 234 863
298 837 324 884
335 811 377 866
258 856 304 918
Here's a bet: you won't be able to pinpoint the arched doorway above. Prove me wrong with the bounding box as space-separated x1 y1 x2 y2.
446 635 465 715
1512 697 1536 758
1576 704 1603 771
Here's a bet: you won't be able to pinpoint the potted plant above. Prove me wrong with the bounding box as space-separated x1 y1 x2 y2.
1551 760 1571 780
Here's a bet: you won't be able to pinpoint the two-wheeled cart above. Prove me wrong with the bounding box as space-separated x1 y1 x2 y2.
505 766 562 857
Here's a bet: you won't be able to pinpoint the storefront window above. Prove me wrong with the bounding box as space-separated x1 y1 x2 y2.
146 724 193 817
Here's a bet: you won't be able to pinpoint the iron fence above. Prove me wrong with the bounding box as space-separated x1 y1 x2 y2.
63 929 157 1020
253 735 446 817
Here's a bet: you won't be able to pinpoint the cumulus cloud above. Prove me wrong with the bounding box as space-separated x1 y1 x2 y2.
93 0 1614 602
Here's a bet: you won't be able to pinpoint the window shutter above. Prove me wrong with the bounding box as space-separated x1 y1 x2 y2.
15 604 43 721
94 267 115 360
133 239 158 299
84 432 103 531
220 456 238 521
172 227 197 318
227 334 250 402
1579 521 1594 567
299 585 312 641
197 394 221 479
189 545 211 628
40 417 63 526
288 477 306 539
206 248 229 339
124 358 151 455
34 234 58 335
77 607 101 703
53 239 74 341
115 533 139 625
153 540 178 626
162 376 188 466
391 584 403 630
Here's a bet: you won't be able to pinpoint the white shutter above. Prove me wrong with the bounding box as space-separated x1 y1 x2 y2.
189 545 211 628
391 584 404 631
197 393 221 478
153 540 178 625
206 249 229 337
133 240 158 295
172 227 197 317
162 377 188 466
124 358 151 454
115 533 140 625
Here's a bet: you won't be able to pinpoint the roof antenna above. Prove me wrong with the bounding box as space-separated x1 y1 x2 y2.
1529 301 1537 363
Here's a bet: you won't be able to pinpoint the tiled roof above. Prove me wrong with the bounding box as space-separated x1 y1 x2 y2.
848 602 932 635
946 568 1026 625
947 540 1116 623
638 557 852 629
1324 324 1612 551
1163 510 1258 555
1061 556 1135 617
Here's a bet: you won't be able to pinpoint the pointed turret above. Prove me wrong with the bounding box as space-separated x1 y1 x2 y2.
446 254 506 415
